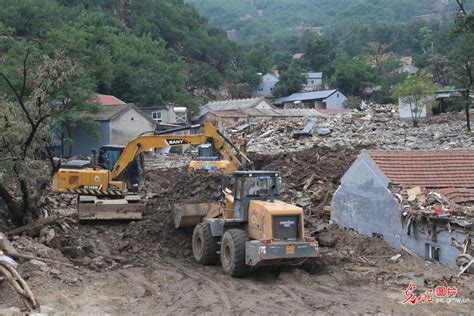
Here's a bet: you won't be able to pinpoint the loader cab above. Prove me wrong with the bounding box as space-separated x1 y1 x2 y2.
98 145 124 171
225 171 281 221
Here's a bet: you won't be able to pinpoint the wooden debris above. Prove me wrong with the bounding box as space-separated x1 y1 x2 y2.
6 216 67 237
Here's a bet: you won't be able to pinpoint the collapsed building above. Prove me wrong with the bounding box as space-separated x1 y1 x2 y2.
331 150 473 268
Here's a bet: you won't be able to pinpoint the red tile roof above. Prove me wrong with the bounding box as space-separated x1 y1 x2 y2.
95 94 126 105
367 150 474 188
438 188 474 203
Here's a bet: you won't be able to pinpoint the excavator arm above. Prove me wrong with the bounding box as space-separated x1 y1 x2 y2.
110 123 251 180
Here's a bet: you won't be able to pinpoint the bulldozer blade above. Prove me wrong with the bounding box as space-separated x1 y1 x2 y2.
174 203 217 228
78 196 142 220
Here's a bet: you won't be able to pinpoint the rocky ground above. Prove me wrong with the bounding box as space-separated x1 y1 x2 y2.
1 107 474 314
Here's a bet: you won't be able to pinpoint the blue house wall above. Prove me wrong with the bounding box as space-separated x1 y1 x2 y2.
69 121 111 156
332 151 473 268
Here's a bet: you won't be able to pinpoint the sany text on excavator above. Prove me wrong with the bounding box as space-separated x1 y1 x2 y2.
52 123 252 220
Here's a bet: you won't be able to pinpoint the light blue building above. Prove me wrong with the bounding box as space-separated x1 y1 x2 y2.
332 150 474 268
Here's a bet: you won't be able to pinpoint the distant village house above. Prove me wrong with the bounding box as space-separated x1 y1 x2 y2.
273 89 347 110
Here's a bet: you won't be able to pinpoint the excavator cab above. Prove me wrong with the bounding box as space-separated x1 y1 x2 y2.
189 144 233 174
195 144 219 161
98 145 124 171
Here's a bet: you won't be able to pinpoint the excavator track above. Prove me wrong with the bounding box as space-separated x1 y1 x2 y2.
77 195 142 220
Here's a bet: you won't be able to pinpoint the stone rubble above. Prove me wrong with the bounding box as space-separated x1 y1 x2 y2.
242 104 474 154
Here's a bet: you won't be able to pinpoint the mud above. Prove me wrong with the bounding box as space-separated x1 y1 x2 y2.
1 156 473 314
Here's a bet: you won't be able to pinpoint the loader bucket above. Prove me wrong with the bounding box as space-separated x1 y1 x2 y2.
173 203 215 228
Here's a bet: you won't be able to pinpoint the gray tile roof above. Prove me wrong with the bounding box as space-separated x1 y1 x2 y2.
273 89 339 106
88 103 155 125
200 97 268 117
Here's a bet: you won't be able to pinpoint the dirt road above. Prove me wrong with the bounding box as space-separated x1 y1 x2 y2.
2 247 472 315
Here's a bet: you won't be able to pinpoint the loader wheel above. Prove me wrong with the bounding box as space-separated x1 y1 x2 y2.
220 229 249 278
192 223 219 265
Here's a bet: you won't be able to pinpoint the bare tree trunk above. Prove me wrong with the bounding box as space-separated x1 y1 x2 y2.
0 185 24 226
466 89 471 132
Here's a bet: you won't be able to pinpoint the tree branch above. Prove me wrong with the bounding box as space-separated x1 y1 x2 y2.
0 52 35 128
20 49 30 103
456 0 467 16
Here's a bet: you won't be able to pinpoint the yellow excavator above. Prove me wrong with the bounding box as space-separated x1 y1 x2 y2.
52 123 252 220
174 171 319 277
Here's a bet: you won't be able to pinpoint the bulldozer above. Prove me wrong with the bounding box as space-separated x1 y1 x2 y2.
52 123 252 220
174 171 319 277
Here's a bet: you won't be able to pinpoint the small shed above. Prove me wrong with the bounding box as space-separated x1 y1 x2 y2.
273 89 347 110
332 150 473 268
69 104 156 156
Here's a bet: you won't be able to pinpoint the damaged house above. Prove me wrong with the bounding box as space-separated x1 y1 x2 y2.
332 150 473 268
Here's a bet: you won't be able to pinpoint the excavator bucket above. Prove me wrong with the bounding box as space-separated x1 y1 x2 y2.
77 195 142 220
173 203 219 228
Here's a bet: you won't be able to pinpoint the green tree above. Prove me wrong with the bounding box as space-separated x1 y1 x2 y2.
302 36 334 76
330 51 375 97
272 66 305 98
451 0 474 131
392 70 436 127
0 50 96 225
247 44 273 74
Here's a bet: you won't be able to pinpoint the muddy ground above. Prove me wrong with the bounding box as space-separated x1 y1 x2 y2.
1 146 473 315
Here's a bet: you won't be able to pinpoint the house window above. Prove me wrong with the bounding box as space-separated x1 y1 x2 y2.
337 93 340 98
270 88 273 91
310 80 314 84
151 111 162 122
425 244 440 261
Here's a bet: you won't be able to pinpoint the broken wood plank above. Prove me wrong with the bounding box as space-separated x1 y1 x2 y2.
6 216 66 237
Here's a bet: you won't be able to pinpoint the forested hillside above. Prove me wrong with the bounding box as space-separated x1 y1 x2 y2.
0 0 259 109
188 0 453 55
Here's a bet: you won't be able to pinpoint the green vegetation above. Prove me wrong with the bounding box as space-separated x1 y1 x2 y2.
392 70 437 127
0 0 258 111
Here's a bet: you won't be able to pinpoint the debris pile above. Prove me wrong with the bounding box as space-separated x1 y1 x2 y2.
251 146 357 217
243 106 473 154
394 186 474 228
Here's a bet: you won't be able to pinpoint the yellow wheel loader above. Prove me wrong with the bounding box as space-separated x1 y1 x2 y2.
174 171 319 277
52 123 252 220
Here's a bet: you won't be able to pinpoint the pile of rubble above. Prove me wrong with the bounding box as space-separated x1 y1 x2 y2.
243 105 473 154
394 186 474 228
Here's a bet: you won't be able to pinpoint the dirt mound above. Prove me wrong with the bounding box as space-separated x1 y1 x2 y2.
251 145 359 215
56 168 222 270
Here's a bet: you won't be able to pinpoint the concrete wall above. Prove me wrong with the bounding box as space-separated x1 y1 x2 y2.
332 152 473 268
252 74 279 97
398 95 434 119
326 91 347 109
110 108 156 145
70 121 111 157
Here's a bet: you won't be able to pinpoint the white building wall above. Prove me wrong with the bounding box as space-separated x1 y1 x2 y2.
110 108 156 145
326 92 347 109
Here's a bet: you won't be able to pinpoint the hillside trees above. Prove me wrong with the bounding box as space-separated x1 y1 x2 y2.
0 50 96 225
272 66 306 98
451 0 474 131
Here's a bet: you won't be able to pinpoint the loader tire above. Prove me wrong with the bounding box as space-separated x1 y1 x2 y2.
192 222 219 265
220 229 249 278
